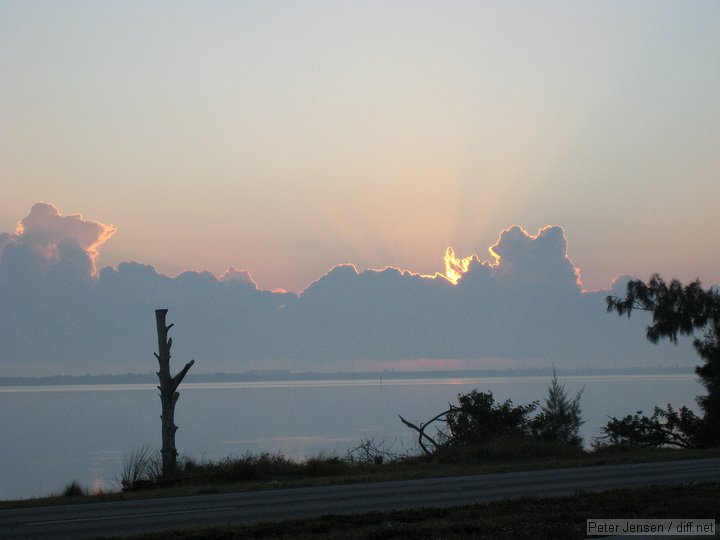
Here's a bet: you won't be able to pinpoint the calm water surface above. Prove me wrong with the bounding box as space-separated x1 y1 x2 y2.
0 374 700 500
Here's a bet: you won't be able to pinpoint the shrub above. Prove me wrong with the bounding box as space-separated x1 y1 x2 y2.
346 437 408 465
305 456 350 476
62 481 84 497
445 390 538 446
595 404 702 449
400 373 586 460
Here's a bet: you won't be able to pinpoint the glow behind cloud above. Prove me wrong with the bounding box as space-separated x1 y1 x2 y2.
6 203 116 273
1 2 719 292
0 202 698 376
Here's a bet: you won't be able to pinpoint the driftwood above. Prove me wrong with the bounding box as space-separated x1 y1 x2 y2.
154 309 194 477
398 408 454 455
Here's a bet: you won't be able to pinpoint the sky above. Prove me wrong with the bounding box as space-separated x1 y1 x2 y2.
0 2 718 375
1 1 719 294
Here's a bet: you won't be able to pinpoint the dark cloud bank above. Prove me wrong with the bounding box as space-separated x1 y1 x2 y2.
0 203 697 375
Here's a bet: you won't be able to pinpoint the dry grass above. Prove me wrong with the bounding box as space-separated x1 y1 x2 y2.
2 446 720 510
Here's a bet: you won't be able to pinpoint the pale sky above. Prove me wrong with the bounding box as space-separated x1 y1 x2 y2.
2 1 719 292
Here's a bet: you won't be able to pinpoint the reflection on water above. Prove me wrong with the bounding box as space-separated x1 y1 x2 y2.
0 374 698 393
0 374 700 500
89 450 123 495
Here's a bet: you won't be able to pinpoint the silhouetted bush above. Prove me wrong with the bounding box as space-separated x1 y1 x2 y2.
430 437 585 463
400 372 586 460
595 404 702 449
62 481 84 497
445 390 538 445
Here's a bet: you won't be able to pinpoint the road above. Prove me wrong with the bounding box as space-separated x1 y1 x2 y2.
1 458 719 539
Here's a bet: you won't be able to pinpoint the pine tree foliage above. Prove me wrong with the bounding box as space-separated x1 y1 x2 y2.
606 274 720 447
531 369 584 447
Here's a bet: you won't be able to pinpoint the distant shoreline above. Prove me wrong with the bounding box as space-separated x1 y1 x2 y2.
0 366 695 386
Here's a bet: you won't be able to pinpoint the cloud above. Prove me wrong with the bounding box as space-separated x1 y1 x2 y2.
0 203 697 375
0 202 116 276
486 225 582 290
440 226 582 294
220 267 258 290
0 233 14 254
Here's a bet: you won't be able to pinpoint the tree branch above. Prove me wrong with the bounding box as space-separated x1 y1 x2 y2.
171 359 195 393
398 415 434 455
398 408 453 455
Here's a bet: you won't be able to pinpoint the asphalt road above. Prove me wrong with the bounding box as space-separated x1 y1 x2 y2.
2 458 719 539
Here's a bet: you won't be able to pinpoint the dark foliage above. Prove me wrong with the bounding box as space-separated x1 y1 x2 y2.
607 274 720 447
531 369 584 447
596 404 702 449
445 390 538 445
400 374 585 460
62 481 84 497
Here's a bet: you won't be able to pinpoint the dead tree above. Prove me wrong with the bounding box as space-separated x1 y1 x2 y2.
154 309 194 477
398 408 453 455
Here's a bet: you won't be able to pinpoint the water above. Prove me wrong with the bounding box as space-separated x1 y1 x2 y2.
0 374 700 501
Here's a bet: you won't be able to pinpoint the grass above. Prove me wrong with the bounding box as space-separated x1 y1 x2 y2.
102 482 720 539
5 446 720 539
114 442 720 497
171 453 355 486
120 444 160 491
3 444 720 510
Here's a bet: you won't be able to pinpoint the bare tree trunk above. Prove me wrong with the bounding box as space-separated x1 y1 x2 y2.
154 309 194 478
